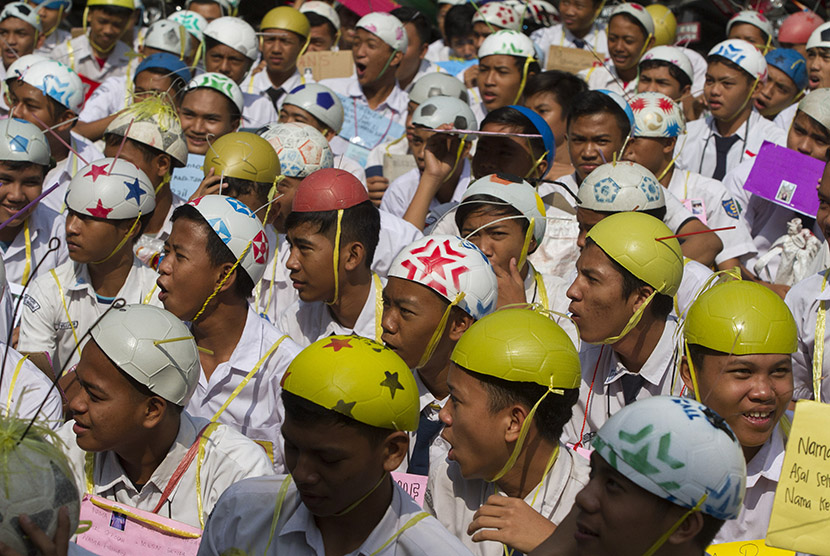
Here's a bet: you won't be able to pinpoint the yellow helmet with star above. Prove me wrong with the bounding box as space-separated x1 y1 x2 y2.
451 308 580 389
86 0 134 8
282 335 419 431
202 131 280 184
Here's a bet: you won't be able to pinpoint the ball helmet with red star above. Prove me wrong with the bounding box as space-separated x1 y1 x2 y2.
630 92 685 138
187 195 269 284
472 2 521 31
388 234 498 320
65 158 155 220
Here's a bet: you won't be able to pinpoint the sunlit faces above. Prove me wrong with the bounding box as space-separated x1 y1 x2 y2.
621 135 671 177
559 0 598 36
567 113 626 182
525 91 567 147
448 35 475 60
637 64 686 100
471 123 537 179
703 61 757 121
459 207 531 273
439 364 513 480
285 220 337 303
787 110 830 161
479 54 523 111
397 22 425 85
0 162 44 232
307 23 336 52
753 65 799 116
807 47 830 89
64 210 136 264
7 80 65 129
131 70 176 104
352 28 400 86
606 15 650 72
727 22 767 50
204 42 253 84
179 89 239 155
815 161 830 242
381 277 450 369
87 8 132 53
0 15 40 68
260 28 304 75
472 21 494 51
682 351 792 460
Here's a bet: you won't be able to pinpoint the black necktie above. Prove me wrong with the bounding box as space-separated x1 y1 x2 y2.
713 134 740 180
573 38 587 49
265 87 285 112
407 409 443 476
621 374 646 405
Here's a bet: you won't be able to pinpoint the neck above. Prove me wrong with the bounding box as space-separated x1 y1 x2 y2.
612 316 666 374
571 24 592 39
49 133 71 162
116 416 180 487
0 221 23 245
742 443 764 463
86 246 134 297
144 182 172 235
417 352 452 400
327 271 372 330
192 297 248 381
315 474 394 555
657 162 674 187
397 65 419 91
89 37 113 59
363 76 396 110
715 108 751 137
495 434 557 499
266 65 296 89
616 64 638 83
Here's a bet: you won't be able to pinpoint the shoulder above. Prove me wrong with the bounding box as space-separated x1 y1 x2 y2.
202 419 274 473
786 272 826 309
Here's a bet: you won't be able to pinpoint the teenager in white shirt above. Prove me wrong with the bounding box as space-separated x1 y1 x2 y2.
30 0 71 56
179 73 242 157
531 0 608 67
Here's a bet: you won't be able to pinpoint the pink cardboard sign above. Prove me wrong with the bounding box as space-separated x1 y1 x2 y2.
744 141 824 218
76 495 201 556
392 472 428 507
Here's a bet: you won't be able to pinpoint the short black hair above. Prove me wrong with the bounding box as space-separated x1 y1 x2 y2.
285 200 380 270
391 7 434 47
460 367 579 443
455 193 537 253
281 390 392 446
567 90 631 138
444 3 475 42
219 176 273 208
305 12 338 40
103 133 168 167
524 71 589 120
706 55 755 85
0 159 48 180
88 5 134 19
609 12 650 40
638 59 693 91
171 203 256 298
481 106 547 166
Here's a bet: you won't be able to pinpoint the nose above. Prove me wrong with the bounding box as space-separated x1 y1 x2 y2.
566 278 581 302
286 246 301 272
794 135 813 155
747 373 776 403
576 229 587 249
574 476 601 514
2 182 24 203
380 307 397 336
65 213 81 235
290 452 322 487
438 400 453 426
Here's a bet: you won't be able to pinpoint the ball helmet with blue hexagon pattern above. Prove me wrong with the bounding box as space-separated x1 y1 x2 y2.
20 60 84 114
0 118 51 167
578 161 665 213
708 39 768 81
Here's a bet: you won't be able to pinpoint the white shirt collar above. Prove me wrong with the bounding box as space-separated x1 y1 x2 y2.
606 318 679 387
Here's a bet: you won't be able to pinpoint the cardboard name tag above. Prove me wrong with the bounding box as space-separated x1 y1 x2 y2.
545 45 597 73
744 141 824 218
298 50 354 81
707 540 794 555
170 154 205 202
391 472 427 507
382 153 417 183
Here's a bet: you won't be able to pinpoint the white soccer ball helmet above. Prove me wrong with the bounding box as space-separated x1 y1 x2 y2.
283 83 344 134
4 53 47 82
609 2 655 36
478 29 535 60
167 10 208 43
356 12 408 52
798 88 830 131
105 102 188 168
472 2 521 31
389 234 498 320
461 173 547 245
20 60 84 114
65 159 156 219
0 118 51 166
186 72 244 113
408 72 469 105
259 122 333 178
203 16 258 61
143 19 193 59
630 92 686 137
0 2 41 33
708 39 768 82
411 96 477 140
187 194 269 284
594 396 746 520
300 1 340 30
726 10 774 41
641 45 695 84
90 304 200 405
578 161 665 212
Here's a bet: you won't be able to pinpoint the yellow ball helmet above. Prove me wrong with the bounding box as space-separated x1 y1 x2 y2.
685 281 797 355
202 131 280 184
86 0 135 8
282 335 420 431
261 6 310 38
451 309 580 389
586 211 683 297
646 4 676 46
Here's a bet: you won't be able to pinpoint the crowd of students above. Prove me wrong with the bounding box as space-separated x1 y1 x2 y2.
0 0 828 555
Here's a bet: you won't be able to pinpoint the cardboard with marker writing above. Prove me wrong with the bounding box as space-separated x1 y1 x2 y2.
545 46 597 73
298 50 355 81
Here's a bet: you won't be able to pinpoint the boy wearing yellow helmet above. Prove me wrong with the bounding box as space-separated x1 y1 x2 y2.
199 335 472 555
427 309 586 556
680 280 796 544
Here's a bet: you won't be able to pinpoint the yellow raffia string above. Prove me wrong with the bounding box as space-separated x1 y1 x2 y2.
599 290 656 345
512 56 535 105
152 334 214 356
532 268 549 310
191 240 253 323
87 497 202 538
517 217 534 271
723 76 761 123
4 355 29 417
333 472 388 516
468 0 496 32
524 150 549 180
812 267 829 402
372 273 384 342
92 212 142 265
155 172 172 194
441 137 466 185
367 512 430 556
327 209 344 306
21 218 31 285
684 340 702 403
640 493 708 556
83 8 118 55
51 269 82 359
195 422 219 528
262 475 294 554
416 292 466 370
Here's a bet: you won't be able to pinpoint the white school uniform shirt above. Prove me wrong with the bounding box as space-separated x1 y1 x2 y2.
0 204 69 288
425 445 589 556
530 23 609 68
18 257 162 375
425 38 450 63
675 258 714 317
278 275 385 347
36 28 71 57
186 306 301 472
380 160 472 219
42 132 106 214
712 422 786 544
57 411 274 529
666 169 756 264
774 102 798 132
198 475 473 556
562 317 683 448
580 62 638 98
242 91 279 129
0 276 12 341
365 134 410 179
244 68 305 110
673 110 788 180
52 34 135 86
320 75 410 143
786 271 830 401
78 74 128 123
1 344 63 428
525 262 578 347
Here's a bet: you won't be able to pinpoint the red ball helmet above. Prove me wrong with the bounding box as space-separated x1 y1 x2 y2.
779 11 824 44
291 168 369 212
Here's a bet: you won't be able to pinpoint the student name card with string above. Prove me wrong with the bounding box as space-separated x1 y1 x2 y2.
391 472 427 507
766 401 830 555
545 45 598 73
435 59 478 76
336 93 405 168
744 141 824 218
707 540 794 555
298 50 355 81
170 154 206 201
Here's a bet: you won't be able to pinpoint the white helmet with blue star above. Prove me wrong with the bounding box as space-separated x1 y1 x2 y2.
0 118 51 167
65 159 156 220
20 59 84 114
187 194 268 284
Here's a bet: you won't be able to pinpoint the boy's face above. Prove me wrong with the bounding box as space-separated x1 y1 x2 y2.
459 207 529 274
68 339 153 453
787 111 830 161
286 220 336 302
30 2 61 33
574 453 679 556
157 217 226 320
188 1 222 23
807 47 830 89
472 122 537 179
448 35 476 60
132 70 175 104
307 23 336 53
397 22 425 83
382 277 449 369
637 65 685 100
568 113 625 183
440 365 512 480
260 29 303 74
205 43 253 85
728 22 766 49
179 89 238 155
525 91 566 147
65 209 134 264
621 136 669 176
8 80 60 128
704 61 756 122
479 54 522 112
815 162 830 242
0 16 39 68
559 0 597 35
472 21 494 51
281 411 392 517
575 207 604 249
607 16 649 72
279 104 327 135
753 66 798 117
0 161 44 229
685 351 792 456
353 28 399 87
273 175 302 232
409 126 435 172
88 8 132 52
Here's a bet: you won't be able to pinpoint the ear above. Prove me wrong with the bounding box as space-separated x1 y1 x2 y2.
447 309 474 341
390 50 404 68
230 115 241 132
630 284 654 312
215 261 238 293
342 240 367 272
418 40 429 60
155 153 172 181
534 158 548 180
680 84 691 99
666 509 705 545
527 236 539 255
54 109 78 133
381 431 411 471
662 138 676 156
679 355 696 394
504 403 531 443
142 396 169 429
